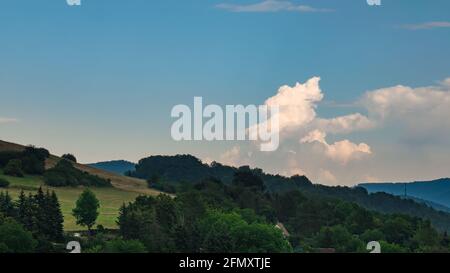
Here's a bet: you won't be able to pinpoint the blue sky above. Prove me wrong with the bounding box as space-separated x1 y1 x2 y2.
1 0 450 185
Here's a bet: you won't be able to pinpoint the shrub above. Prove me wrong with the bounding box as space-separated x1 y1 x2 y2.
44 160 112 187
20 146 49 175
0 217 37 253
3 159 24 177
0 147 48 175
0 179 9 188
61 154 77 163
104 239 147 253
0 151 21 167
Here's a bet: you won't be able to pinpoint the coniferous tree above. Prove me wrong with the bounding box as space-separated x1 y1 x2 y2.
0 192 16 218
48 191 64 241
33 187 52 239
16 190 36 231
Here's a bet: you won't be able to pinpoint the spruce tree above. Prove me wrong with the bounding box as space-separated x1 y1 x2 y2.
16 190 36 231
0 191 16 218
48 191 64 241
33 187 51 239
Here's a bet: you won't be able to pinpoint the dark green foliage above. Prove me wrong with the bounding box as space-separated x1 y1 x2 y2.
128 155 312 192
46 191 64 241
0 192 16 218
16 191 35 232
0 178 9 188
129 154 450 233
117 195 176 252
120 172 450 253
61 153 77 163
13 189 64 242
3 159 24 177
232 170 266 192
130 155 208 185
147 178 176 193
0 215 37 253
0 146 49 176
72 189 100 232
18 146 49 175
0 151 21 167
314 225 365 253
103 238 146 253
199 210 292 253
118 192 291 253
44 159 112 187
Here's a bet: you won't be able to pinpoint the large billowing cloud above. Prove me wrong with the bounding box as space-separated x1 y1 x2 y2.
215 77 450 186
262 77 374 137
219 77 374 178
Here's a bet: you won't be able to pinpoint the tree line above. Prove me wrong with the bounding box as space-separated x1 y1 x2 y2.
0 188 64 252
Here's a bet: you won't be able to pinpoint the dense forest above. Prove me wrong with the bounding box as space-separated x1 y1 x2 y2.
115 171 450 253
2 169 449 253
128 155 450 232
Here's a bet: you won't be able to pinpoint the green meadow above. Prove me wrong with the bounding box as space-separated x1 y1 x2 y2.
0 169 143 231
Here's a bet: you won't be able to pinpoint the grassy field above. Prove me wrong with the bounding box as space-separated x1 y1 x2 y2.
0 139 164 231
0 140 165 231
0 170 146 231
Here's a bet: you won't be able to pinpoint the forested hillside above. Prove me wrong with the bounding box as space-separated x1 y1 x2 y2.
128 155 450 232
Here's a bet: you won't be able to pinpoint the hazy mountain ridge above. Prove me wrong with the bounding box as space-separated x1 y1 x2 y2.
359 178 450 208
88 160 136 175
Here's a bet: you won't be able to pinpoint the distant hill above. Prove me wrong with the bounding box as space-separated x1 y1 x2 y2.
407 196 450 213
359 178 450 208
128 154 312 192
88 160 136 175
128 154 450 232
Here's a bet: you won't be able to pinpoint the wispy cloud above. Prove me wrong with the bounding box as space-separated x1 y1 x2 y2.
400 21 450 30
0 117 19 124
216 0 332 13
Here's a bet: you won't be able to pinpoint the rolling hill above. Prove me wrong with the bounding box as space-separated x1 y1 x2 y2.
0 140 162 230
88 160 136 175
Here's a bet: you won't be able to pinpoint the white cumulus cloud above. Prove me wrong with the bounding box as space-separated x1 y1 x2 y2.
300 130 372 165
362 79 450 132
315 113 375 134
264 76 324 134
